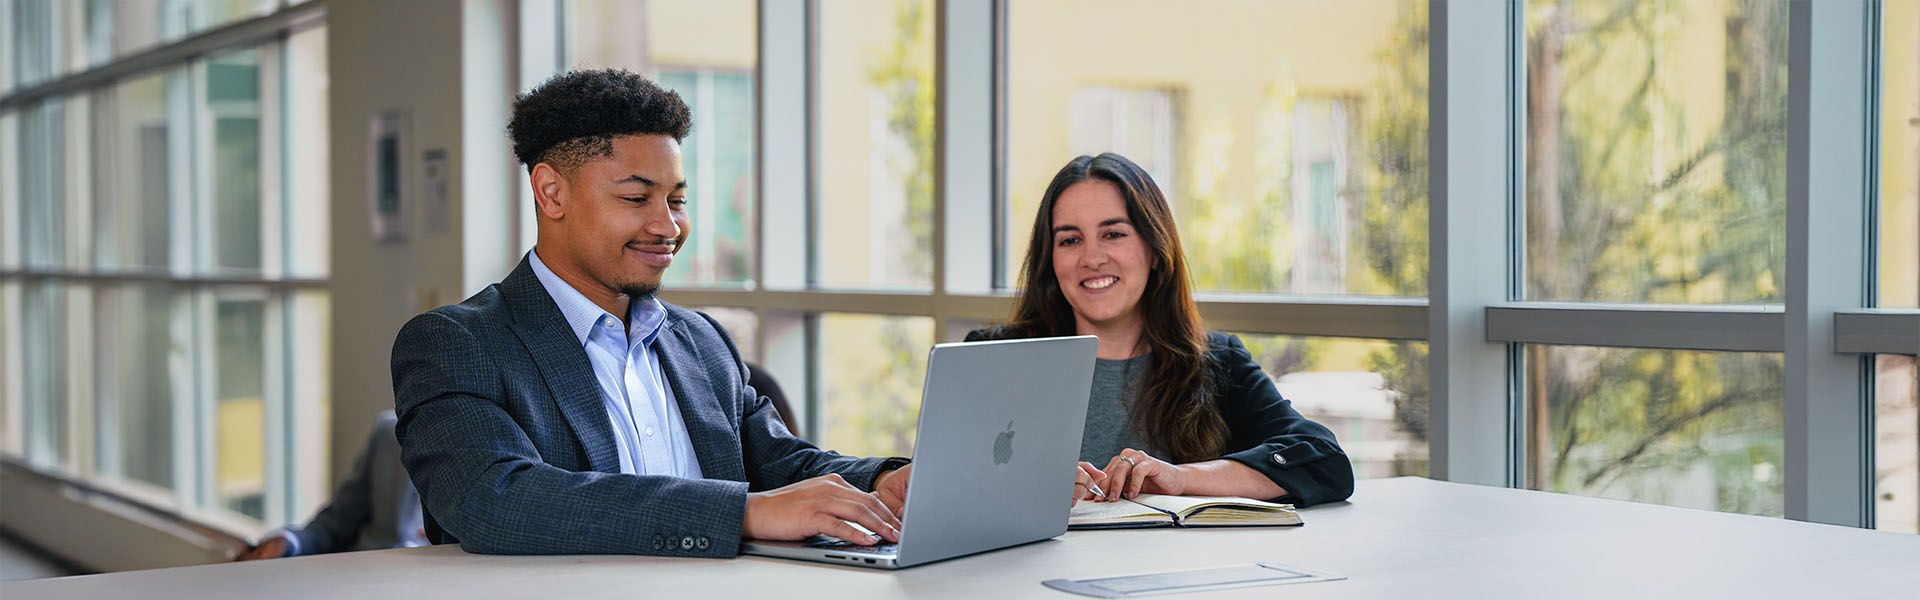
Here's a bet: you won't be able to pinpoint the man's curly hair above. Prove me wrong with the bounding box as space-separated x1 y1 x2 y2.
508 69 693 174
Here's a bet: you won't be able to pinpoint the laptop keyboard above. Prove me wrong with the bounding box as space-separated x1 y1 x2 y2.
805 535 899 555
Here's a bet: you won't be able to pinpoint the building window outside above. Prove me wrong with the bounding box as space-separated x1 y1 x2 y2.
0 6 328 531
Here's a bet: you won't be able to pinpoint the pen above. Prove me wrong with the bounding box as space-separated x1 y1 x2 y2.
1085 481 1108 501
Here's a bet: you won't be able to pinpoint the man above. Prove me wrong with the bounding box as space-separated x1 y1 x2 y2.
236 411 426 560
391 69 911 557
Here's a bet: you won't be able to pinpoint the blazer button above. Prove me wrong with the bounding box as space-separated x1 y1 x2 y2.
696 536 710 551
1272 453 1287 465
652 534 664 550
681 536 695 550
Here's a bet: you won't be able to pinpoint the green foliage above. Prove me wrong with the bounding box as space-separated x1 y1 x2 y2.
868 0 937 282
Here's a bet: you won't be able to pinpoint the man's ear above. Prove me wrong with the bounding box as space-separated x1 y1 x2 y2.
530 162 568 220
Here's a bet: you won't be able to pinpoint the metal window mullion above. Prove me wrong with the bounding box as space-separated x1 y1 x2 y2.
165 68 194 276
188 288 215 511
1784 0 1874 528
757 0 808 295
0 1 324 112
1427 0 1519 488
261 289 289 525
1486 304 1787 352
1833 310 1920 355
259 36 285 280
1 283 23 455
936 0 995 315
757 0 815 434
463 0 518 295
63 284 93 476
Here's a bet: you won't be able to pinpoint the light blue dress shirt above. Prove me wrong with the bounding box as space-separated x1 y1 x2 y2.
530 250 703 478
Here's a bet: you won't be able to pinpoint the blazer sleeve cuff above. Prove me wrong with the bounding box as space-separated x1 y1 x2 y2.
648 479 750 558
1221 441 1355 506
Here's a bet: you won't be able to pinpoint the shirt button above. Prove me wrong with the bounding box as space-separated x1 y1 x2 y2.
1273 453 1288 465
645 427 656 438
681 536 695 550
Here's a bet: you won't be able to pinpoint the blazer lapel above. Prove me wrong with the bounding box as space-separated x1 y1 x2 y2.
499 258 621 474
655 315 742 480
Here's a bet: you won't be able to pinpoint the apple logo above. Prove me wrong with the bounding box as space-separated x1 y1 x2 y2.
993 420 1015 465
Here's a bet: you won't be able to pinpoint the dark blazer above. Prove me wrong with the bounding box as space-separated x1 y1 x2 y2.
965 328 1355 507
287 411 422 555
391 256 896 557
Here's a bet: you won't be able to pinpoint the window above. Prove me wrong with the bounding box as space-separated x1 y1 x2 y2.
1230 334 1429 478
0 8 329 531
1524 0 1788 304
1884 0 1919 310
1005 0 1429 296
1525 345 1784 516
566 0 757 288
528 1 1903 532
818 313 932 458
816 0 935 291
1875 1 1920 535
1876 354 1919 533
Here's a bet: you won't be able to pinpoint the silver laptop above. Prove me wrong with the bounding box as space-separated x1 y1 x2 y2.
741 335 1098 569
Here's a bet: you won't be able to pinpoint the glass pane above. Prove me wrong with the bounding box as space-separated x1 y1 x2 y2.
1525 345 1785 516
11 0 61 89
1005 0 1429 296
0 282 18 455
203 50 264 274
816 0 935 291
162 0 275 44
287 289 329 517
95 72 175 272
1230 334 1429 478
1876 354 1918 534
566 0 757 287
690 306 758 364
214 296 266 520
285 25 328 278
22 282 69 467
1 111 17 269
19 100 65 269
1524 0 1787 304
818 313 932 457
93 284 179 490
1884 1 1920 309
96 0 158 61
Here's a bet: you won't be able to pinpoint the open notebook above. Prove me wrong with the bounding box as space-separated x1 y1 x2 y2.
1069 494 1302 529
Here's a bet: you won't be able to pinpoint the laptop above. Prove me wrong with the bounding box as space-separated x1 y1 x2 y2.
741 335 1098 569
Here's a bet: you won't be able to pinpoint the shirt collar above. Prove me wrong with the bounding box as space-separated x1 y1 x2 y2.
528 250 669 348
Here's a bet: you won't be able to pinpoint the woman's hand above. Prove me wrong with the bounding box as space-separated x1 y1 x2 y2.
1072 461 1108 503
1096 448 1190 500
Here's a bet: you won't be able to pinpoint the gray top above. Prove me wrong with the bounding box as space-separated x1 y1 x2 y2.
1081 354 1153 465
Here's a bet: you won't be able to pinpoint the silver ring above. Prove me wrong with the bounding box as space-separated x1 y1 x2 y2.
1119 456 1136 467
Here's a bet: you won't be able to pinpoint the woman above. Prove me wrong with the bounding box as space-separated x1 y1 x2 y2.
968 153 1354 507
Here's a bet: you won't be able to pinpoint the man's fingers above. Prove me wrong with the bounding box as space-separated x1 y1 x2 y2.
825 496 900 543
820 514 883 546
875 489 906 516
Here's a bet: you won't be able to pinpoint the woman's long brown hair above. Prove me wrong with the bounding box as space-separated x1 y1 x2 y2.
999 153 1225 463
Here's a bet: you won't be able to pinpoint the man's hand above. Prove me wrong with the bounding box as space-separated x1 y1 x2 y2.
873 463 912 516
234 536 288 561
1096 448 1189 500
743 473 902 545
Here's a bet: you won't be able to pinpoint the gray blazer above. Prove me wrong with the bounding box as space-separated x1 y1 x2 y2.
287 411 424 555
391 256 896 557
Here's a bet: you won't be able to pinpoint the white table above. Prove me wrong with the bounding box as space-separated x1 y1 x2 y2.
9 477 1917 599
